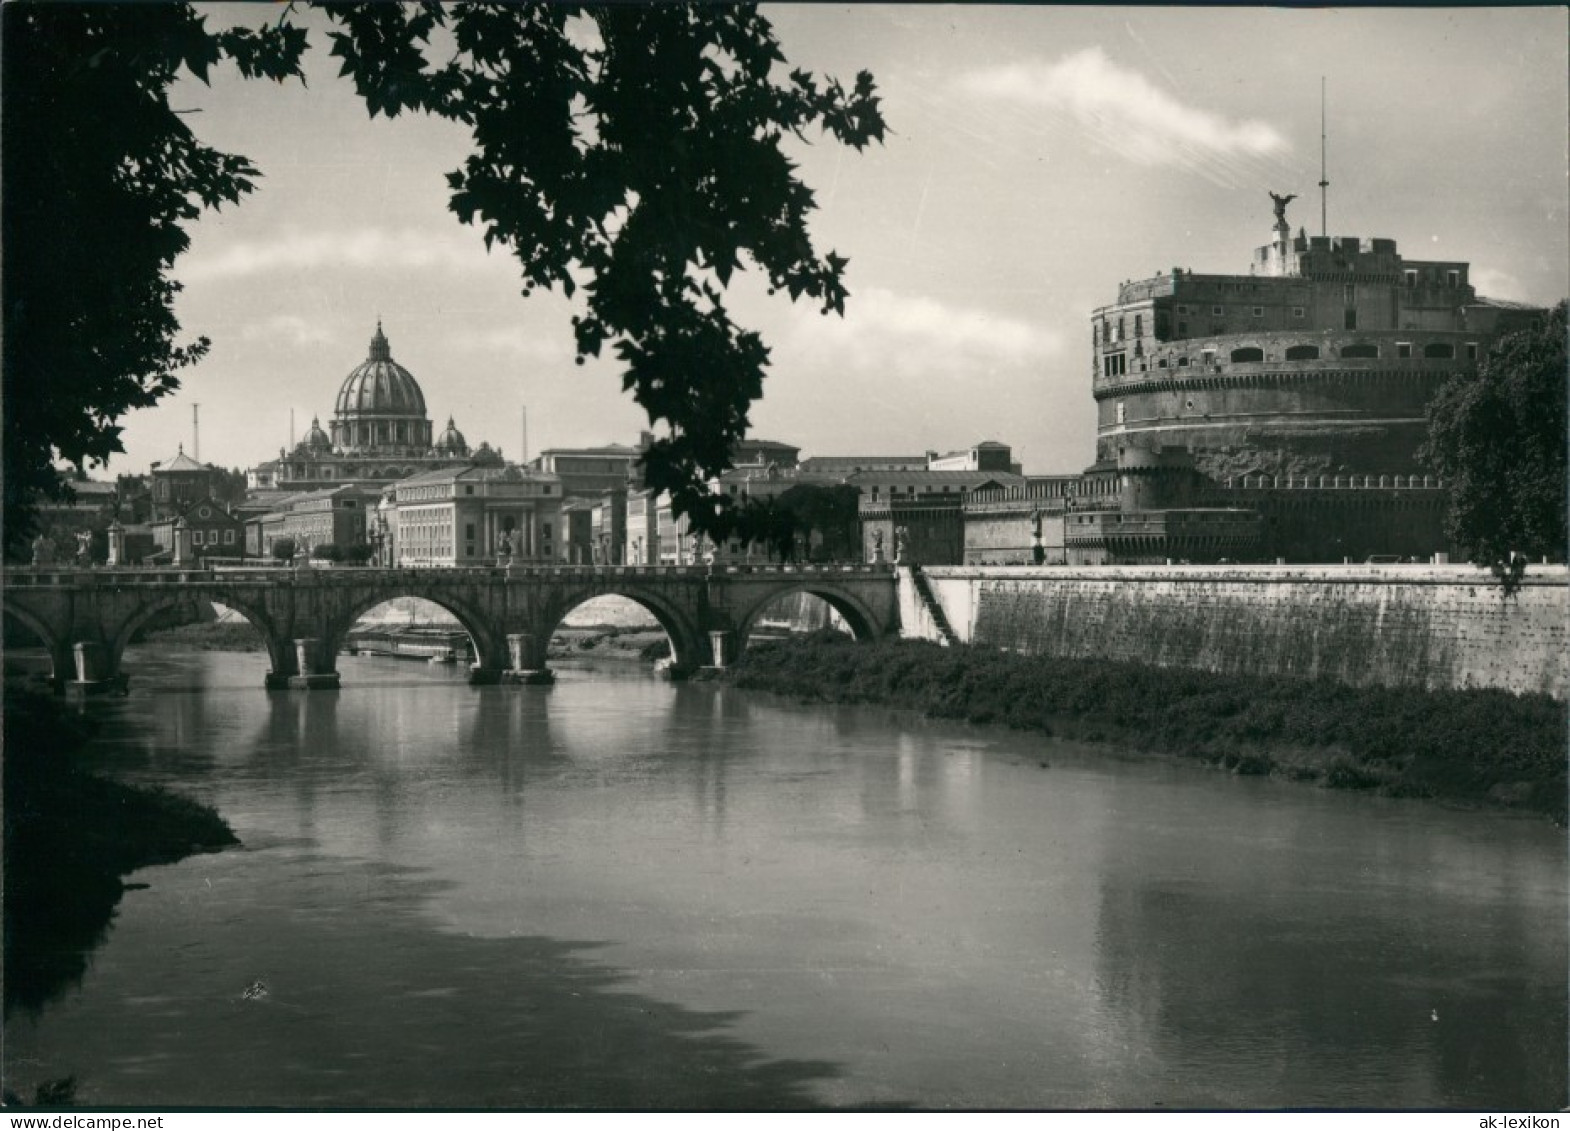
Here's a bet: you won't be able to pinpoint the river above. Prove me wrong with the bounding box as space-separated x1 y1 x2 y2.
7 647 1566 1110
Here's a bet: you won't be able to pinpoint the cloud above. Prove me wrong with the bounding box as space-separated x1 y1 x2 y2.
239 314 337 346
181 226 509 284
778 288 1062 380
958 48 1288 184
1470 266 1527 302
455 325 576 365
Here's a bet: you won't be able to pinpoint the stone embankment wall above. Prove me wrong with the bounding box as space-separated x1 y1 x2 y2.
900 565 1569 698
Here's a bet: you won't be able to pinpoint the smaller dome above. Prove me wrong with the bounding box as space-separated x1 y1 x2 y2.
303 415 331 451
435 415 468 455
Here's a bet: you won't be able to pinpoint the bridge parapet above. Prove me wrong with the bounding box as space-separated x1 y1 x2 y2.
3 561 900 693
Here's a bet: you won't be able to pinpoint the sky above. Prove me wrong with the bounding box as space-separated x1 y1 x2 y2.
108 4 1568 478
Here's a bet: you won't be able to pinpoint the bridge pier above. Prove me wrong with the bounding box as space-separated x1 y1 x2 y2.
706 630 735 670
285 637 340 691
64 641 128 699
502 633 554 685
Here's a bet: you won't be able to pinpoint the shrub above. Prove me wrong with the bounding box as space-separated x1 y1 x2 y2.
270 538 296 562
339 543 374 565
310 543 342 561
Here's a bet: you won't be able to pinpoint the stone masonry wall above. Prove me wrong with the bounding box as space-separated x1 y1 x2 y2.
902 565 1568 698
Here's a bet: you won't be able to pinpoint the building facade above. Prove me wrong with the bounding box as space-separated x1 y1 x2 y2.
948 200 1547 567
1091 208 1540 482
249 486 378 558
150 447 215 521
390 465 562 567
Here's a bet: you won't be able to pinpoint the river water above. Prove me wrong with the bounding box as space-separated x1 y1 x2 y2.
8 648 1566 1110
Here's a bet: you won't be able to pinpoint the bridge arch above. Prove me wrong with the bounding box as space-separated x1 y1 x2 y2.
109 590 294 680
731 582 887 660
1 599 70 683
537 583 708 672
323 587 509 672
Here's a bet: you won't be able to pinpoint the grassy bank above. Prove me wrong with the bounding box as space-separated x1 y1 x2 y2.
549 626 670 662
730 635 1568 822
143 620 265 651
3 691 239 1016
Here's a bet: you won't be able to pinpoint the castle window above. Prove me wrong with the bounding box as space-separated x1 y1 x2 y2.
1344 309 1358 330
1211 305 1223 316
1134 314 1143 337
1176 304 1189 315
224 529 235 545
192 530 204 546
1447 270 1459 288
1284 345 1320 361
1177 356 1190 367
1291 307 1305 318
1397 342 1412 358
1251 306 1263 318
1116 317 1125 342
1340 343 1380 359
1229 347 1264 363
1178 320 1189 336
1466 342 1479 360
1423 342 1455 359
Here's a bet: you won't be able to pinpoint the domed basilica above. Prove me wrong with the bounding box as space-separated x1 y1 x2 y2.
249 322 500 491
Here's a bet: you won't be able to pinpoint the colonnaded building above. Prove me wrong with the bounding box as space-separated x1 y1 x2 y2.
948 199 1545 565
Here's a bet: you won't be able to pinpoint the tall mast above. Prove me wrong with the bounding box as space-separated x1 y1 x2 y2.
192 403 200 462
1318 77 1329 238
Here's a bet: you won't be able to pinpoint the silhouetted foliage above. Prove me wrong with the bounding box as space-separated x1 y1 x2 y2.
1 4 308 554
734 637 1568 821
3 3 884 554
774 483 861 560
323 4 885 544
270 537 298 562
210 466 250 505
1421 301 1568 593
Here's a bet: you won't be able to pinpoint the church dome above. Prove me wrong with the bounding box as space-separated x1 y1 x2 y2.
334 322 428 417
302 415 331 451
435 415 468 455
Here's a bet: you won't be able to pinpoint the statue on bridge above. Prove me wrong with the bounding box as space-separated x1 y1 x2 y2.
75 530 93 567
498 530 513 563
31 533 55 567
894 526 909 564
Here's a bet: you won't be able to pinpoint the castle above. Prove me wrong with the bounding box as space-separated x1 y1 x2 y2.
953 197 1544 566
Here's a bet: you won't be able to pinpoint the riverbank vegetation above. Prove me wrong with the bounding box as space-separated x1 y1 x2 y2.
731 635 1568 821
3 690 239 1016
143 620 265 651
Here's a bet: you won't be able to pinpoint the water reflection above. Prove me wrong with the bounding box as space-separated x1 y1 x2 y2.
7 648 1564 1110
1093 794 1569 1109
10 853 865 1109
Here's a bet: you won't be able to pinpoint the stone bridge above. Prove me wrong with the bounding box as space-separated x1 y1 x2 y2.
2 562 899 692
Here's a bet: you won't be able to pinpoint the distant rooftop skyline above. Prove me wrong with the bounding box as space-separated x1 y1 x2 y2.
91 4 1567 479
